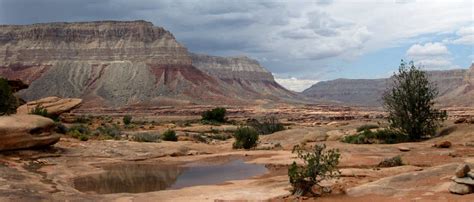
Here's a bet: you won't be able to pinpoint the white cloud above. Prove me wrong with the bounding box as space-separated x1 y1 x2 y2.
406 42 449 57
452 25 474 45
406 42 457 70
274 76 318 92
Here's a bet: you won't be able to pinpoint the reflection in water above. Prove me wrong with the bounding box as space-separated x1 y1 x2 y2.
73 159 267 194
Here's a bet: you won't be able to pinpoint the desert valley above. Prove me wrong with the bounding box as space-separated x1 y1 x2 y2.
0 2 474 201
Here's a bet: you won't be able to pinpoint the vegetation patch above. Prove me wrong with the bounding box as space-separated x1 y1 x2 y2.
123 115 132 125
288 144 340 196
378 155 403 167
233 127 259 149
132 132 161 143
201 107 227 123
68 124 91 141
247 116 285 135
95 124 122 140
0 78 18 115
342 129 408 144
162 129 178 141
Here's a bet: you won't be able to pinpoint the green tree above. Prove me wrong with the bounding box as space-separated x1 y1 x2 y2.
233 127 259 149
383 60 447 140
201 107 227 123
0 78 18 115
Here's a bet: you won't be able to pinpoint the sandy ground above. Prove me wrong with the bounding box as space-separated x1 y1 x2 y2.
1 109 474 201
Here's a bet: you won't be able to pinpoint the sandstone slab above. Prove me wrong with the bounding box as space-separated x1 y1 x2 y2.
0 115 60 151
17 97 82 116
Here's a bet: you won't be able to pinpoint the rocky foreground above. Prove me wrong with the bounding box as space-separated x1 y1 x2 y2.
0 105 474 201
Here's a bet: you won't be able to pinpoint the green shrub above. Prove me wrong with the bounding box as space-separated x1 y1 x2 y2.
233 127 259 149
378 156 403 167
68 124 91 141
162 130 178 141
288 144 340 196
247 116 285 135
75 115 92 124
54 122 69 134
342 129 408 144
356 124 380 132
210 134 232 141
132 132 161 142
30 105 48 117
96 124 122 140
201 107 227 123
123 115 132 125
0 78 18 115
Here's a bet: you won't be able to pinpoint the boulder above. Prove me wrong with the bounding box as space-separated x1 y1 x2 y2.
17 97 82 116
455 164 471 178
453 177 474 185
433 141 452 148
449 182 473 195
0 114 60 151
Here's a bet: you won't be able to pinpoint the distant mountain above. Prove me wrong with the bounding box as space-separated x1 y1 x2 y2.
303 64 474 107
0 20 296 107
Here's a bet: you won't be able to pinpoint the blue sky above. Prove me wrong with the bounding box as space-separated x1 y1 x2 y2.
0 0 472 91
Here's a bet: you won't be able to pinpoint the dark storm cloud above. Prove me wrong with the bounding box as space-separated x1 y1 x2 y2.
0 0 361 79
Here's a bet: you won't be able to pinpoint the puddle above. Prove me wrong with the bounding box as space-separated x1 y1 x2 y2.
73 159 268 194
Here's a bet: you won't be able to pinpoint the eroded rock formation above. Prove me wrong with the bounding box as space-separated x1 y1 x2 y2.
0 114 60 151
0 21 294 107
303 64 474 106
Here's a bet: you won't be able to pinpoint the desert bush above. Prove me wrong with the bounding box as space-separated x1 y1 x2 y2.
0 78 18 115
192 133 208 143
247 116 285 135
201 107 227 123
132 132 161 143
288 144 341 196
162 129 178 141
356 124 380 132
378 156 403 167
233 127 259 149
123 115 132 125
30 105 48 117
68 124 91 141
75 115 92 124
342 129 408 144
96 124 122 140
383 60 447 140
54 122 69 134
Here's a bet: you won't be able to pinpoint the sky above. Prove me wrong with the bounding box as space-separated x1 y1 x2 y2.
0 0 472 92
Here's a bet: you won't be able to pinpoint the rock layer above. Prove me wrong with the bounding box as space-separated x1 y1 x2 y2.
303 64 474 106
0 21 295 107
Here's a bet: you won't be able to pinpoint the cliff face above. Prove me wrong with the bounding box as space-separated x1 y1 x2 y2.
191 53 295 99
0 21 296 107
303 65 474 107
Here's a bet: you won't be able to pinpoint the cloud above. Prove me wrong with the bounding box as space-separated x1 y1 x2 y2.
406 42 449 57
451 25 474 45
406 42 457 70
0 0 472 78
274 75 318 92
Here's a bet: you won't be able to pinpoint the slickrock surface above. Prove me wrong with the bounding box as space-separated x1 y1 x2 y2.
17 96 82 116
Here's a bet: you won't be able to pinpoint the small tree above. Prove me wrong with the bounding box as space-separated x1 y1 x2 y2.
0 78 18 115
288 144 340 196
383 60 447 140
233 127 259 149
162 129 178 141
